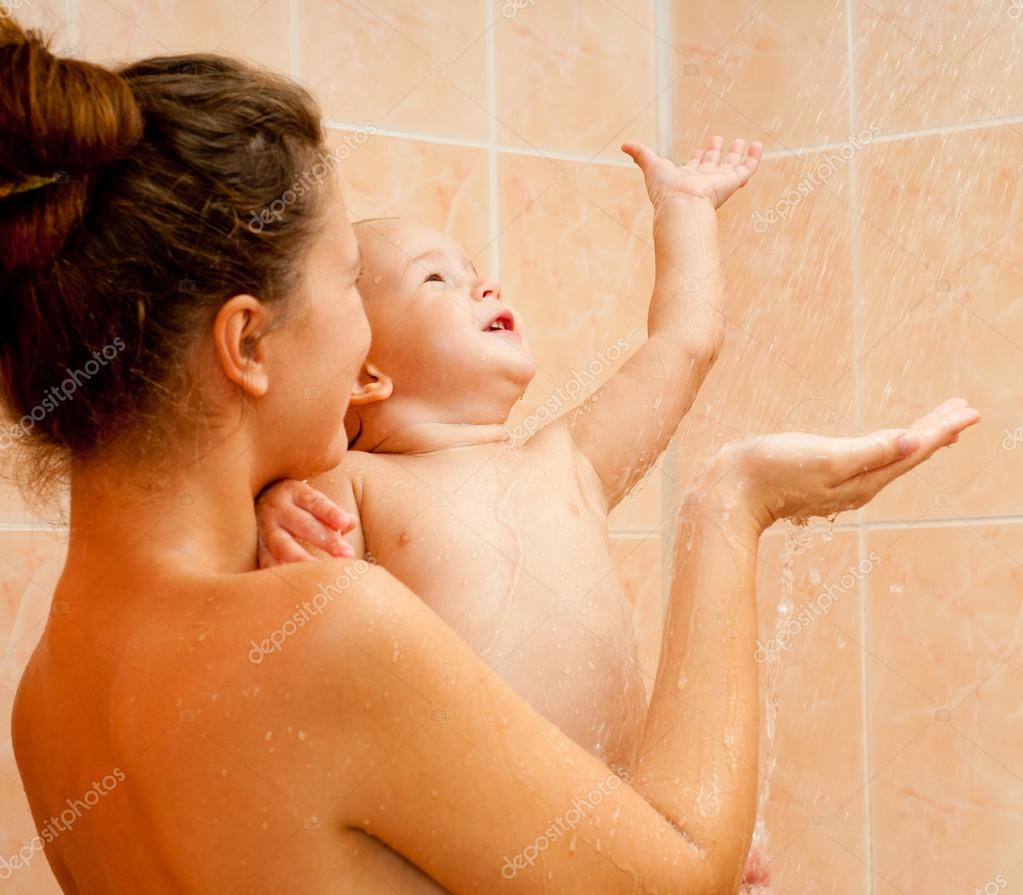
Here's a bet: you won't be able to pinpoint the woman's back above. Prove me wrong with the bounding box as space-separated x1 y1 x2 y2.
13 550 451 893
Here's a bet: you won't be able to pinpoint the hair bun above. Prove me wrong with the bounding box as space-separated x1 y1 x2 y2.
0 17 143 271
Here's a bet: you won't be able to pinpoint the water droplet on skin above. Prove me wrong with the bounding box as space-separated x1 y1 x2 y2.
373 275 382 284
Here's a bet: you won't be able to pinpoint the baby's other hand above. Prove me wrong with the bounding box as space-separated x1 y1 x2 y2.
622 136 762 210
255 479 356 568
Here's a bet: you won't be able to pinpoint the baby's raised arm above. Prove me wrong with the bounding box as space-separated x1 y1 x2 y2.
558 136 762 509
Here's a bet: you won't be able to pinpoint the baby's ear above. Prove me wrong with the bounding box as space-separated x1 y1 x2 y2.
350 362 393 405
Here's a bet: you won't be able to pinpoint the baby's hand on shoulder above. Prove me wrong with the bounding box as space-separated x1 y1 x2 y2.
622 135 762 211
255 479 357 567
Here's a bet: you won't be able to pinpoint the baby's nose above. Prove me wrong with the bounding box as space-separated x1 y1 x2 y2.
472 277 502 302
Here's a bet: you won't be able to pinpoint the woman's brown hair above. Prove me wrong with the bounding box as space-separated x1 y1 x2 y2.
0 18 329 497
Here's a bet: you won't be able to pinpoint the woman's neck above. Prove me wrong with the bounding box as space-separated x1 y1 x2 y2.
67 437 265 580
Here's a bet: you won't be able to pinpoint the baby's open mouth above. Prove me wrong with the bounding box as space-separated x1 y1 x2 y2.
483 310 516 333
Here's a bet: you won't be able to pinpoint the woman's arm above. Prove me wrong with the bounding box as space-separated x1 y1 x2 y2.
298 399 978 893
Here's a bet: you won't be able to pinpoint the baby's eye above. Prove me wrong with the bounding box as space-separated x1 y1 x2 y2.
425 272 445 284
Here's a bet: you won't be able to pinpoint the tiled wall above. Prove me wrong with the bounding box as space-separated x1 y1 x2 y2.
3 2 1022 893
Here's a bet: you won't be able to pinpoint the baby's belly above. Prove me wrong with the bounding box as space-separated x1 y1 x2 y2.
491 593 649 771
385 543 649 771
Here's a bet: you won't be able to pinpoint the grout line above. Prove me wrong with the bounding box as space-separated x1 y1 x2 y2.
844 0 873 880
856 513 1023 531
288 0 301 79
66 0 79 53
608 530 664 540
762 112 1023 160
322 111 1023 172
0 522 68 533
760 512 1023 537
321 118 653 168
484 0 500 278
654 0 676 601
6 513 1023 538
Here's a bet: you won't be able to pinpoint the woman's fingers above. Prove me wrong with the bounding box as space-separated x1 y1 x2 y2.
833 428 919 479
836 400 981 503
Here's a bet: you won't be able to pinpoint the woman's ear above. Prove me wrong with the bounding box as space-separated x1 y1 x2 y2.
350 362 393 406
212 294 275 397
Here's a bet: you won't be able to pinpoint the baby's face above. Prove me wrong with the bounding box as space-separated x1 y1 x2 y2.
354 219 535 423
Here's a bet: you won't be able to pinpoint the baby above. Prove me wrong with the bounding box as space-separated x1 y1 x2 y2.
257 137 762 774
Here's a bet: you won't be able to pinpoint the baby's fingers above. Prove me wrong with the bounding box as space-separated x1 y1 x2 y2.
724 138 746 166
276 501 351 557
621 141 661 178
291 481 355 534
262 526 317 565
735 141 763 180
703 134 725 165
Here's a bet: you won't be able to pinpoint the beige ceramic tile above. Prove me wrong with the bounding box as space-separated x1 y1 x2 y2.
0 764 63 893
671 0 850 155
300 0 488 141
670 147 857 499
609 535 662 695
8 0 74 53
332 131 491 271
494 0 657 158
865 522 1023 894
853 0 1023 134
0 531 67 895
497 152 655 439
77 0 290 71
855 128 1023 520
753 529 868 895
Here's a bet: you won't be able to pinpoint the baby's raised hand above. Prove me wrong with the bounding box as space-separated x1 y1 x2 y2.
622 136 763 210
255 479 356 567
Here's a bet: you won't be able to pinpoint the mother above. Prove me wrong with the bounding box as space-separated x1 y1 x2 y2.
1 21 978 894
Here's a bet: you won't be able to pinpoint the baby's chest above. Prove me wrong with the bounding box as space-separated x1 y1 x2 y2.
359 454 616 601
